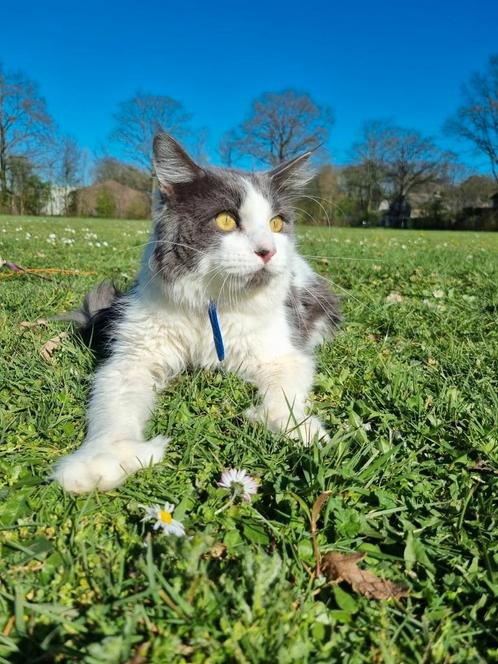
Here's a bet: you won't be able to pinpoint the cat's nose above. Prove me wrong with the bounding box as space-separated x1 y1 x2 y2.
255 247 276 264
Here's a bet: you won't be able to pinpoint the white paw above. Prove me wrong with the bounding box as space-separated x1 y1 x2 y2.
245 407 329 446
51 435 169 493
244 405 266 424
288 416 330 446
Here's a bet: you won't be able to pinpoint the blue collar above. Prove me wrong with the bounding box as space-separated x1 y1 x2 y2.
208 300 225 361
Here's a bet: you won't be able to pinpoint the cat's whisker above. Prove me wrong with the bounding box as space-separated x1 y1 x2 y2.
316 272 378 316
300 285 341 327
301 253 385 263
218 273 231 307
288 291 306 332
294 206 319 225
299 194 332 228
145 238 210 257
300 192 349 218
204 265 225 298
229 275 241 310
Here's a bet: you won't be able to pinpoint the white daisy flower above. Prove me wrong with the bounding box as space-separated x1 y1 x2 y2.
218 469 258 502
142 502 186 537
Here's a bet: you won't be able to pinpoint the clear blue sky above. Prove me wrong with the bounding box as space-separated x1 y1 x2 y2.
2 0 498 173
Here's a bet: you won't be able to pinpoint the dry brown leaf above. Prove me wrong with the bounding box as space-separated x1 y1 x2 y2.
202 542 227 559
2 615 15 637
125 642 150 664
321 551 408 600
40 332 68 361
20 318 49 329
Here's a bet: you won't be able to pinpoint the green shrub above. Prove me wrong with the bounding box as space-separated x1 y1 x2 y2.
95 188 116 218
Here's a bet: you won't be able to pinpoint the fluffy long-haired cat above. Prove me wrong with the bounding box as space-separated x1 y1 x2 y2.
52 134 340 493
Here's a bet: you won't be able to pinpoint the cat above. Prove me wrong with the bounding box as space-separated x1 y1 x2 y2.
52 133 340 493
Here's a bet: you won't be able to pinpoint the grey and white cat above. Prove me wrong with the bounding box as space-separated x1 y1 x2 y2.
53 134 340 493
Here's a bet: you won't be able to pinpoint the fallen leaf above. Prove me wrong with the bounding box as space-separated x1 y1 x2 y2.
202 542 227 559
321 551 408 600
125 642 150 664
2 615 15 637
40 332 69 361
20 318 49 329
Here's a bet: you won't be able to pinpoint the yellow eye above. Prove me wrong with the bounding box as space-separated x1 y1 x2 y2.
269 216 284 233
215 212 237 232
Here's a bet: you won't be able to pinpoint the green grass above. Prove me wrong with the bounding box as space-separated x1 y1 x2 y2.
1 215 497 663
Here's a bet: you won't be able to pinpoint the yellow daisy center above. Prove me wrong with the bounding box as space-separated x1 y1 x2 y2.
159 510 173 524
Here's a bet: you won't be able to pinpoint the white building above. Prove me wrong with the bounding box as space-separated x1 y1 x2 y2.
42 185 77 216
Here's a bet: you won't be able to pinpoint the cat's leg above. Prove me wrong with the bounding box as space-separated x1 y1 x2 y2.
52 352 177 493
246 351 328 445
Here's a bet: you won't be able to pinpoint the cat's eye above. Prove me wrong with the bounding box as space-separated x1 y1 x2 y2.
215 212 237 232
269 216 284 233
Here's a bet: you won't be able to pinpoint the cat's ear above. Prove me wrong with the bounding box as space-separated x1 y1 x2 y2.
153 133 204 196
269 152 314 196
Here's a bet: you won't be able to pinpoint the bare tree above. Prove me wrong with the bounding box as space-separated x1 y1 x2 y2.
0 62 54 209
342 162 385 217
445 55 498 181
109 93 194 174
58 135 83 187
220 90 334 167
354 120 453 199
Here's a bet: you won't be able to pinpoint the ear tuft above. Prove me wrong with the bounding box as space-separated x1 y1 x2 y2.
153 133 203 192
269 152 314 196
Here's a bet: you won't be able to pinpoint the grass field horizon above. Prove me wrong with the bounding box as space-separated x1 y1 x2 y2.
1 215 497 663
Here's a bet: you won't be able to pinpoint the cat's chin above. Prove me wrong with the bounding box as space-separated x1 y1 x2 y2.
246 268 274 289
223 267 276 291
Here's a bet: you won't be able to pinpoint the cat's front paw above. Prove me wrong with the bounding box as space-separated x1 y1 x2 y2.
245 407 329 446
51 436 169 493
288 416 330 446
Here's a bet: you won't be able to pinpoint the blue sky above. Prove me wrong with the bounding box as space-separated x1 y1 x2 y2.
2 0 498 172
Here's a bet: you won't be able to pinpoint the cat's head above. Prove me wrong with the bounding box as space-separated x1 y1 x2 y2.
149 133 312 302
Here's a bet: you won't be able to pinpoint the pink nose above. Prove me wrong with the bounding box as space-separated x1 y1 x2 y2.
255 248 276 264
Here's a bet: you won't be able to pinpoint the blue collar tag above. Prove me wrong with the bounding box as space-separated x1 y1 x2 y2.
208 300 225 361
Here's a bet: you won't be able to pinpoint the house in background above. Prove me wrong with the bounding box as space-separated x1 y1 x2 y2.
42 185 77 216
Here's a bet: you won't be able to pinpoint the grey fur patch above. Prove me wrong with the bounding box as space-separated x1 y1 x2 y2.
58 280 128 358
286 277 341 348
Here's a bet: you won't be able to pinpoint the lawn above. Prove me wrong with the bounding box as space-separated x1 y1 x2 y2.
1 215 497 663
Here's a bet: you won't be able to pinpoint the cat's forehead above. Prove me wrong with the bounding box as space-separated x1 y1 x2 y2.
173 167 275 214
